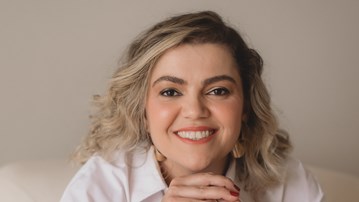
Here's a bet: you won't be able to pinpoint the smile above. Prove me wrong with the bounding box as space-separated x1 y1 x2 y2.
175 130 215 141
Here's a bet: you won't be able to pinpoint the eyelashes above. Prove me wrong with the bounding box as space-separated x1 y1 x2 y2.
159 87 230 97
160 88 182 97
207 87 230 96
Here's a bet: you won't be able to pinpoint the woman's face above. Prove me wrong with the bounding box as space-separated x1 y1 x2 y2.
146 43 244 176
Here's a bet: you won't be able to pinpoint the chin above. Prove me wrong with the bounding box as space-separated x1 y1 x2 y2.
180 158 215 173
164 151 226 175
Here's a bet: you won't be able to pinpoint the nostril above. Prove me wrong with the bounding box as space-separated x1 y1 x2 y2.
182 101 210 119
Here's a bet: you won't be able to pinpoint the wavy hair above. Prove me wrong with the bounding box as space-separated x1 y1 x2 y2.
73 11 292 194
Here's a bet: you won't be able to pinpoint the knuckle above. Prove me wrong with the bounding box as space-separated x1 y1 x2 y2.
198 185 207 194
224 178 234 186
166 186 177 195
169 177 180 185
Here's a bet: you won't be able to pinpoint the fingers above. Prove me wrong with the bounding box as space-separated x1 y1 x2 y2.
170 172 240 193
163 172 240 202
166 185 239 201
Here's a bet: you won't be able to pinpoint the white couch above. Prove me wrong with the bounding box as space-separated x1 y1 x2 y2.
0 159 358 202
0 159 78 202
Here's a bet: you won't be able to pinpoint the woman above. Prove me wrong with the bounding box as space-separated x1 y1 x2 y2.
61 11 324 202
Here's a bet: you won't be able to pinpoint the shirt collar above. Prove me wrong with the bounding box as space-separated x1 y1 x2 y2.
225 157 253 202
225 156 237 182
129 146 167 202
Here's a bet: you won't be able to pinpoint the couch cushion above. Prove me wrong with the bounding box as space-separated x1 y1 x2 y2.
0 159 78 202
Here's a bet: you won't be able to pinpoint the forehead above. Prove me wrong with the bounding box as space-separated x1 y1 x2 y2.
150 43 240 81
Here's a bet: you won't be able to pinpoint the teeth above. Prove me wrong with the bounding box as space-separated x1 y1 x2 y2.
177 130 213 140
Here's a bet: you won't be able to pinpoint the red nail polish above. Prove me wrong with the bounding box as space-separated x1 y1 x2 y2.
234 184 240 191
230 191 239 196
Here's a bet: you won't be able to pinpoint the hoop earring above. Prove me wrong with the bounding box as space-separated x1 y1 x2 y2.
232 126 245 158
146 129 166 162
232 142 244 158
155 147 166 162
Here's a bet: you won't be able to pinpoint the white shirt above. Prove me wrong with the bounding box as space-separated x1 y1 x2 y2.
61 147 325 202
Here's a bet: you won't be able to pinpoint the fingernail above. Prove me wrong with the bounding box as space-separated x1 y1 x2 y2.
230 191 239 197
234 184 240 191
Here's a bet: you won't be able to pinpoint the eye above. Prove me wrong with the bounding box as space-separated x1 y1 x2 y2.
207 87 230 96
160 89 182 97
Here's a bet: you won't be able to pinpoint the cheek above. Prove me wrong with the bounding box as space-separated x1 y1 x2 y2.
211 100 244 132
146 98 179 131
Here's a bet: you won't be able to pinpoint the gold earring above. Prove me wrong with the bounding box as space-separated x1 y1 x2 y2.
155 147 166 162
232 142 244 158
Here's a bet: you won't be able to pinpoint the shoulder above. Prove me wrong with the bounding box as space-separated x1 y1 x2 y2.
262 157 325 202
60 147 167 202
284 158 324 195
60 152 131 202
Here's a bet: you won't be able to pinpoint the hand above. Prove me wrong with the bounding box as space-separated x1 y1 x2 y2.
162 172 240 202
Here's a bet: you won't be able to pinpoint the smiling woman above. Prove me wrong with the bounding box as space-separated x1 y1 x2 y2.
60 11 324 202
146 44 244 185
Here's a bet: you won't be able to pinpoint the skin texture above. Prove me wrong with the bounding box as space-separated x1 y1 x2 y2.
146 43 244 201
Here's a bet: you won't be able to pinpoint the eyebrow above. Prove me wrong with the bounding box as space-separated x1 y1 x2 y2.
152 74 236 87
152 76 186 86
203 75 236 86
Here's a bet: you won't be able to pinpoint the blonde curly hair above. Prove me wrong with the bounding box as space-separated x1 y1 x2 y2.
73 11 292 194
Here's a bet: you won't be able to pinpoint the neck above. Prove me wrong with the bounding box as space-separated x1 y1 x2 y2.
159 155 231 185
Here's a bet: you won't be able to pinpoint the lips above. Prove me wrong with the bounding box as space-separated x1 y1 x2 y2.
176 130 215 140
174 126 217 142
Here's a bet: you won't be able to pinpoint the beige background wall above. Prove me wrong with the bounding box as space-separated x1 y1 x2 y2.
1 0 358 176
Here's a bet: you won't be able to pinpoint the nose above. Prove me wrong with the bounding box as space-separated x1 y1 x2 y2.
182 94 210 119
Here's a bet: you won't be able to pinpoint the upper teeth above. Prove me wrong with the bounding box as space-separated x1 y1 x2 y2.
177 130 213 140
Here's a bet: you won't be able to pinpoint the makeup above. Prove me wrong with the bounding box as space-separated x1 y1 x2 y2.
174 126 217 144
